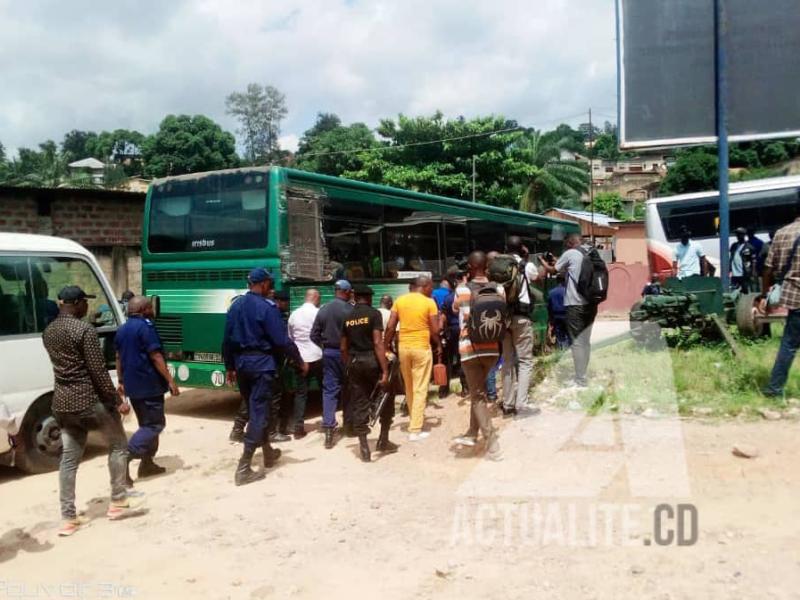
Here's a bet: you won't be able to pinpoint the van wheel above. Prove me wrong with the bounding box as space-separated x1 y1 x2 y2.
15 394 62 474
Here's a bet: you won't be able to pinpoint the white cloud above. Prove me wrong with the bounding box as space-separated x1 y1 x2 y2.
0 0 617 157
279 133 299 153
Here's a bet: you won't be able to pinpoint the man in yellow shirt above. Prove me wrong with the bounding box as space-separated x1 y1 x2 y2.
384 276 442 441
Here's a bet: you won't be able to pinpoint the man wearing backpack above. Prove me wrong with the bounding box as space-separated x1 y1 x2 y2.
540 233 607 387
452 251 503 460
497 236 540 416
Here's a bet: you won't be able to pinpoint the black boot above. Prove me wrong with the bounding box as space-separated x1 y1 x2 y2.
375 424 398 454
293 424 307 440
235 447 265 486
324 427 335 449
229 425 245 444
138 456 167 478
358 434 371 463
262 439 282 468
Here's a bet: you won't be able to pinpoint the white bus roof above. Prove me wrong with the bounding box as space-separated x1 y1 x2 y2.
646 174 800 206
0 233 92 255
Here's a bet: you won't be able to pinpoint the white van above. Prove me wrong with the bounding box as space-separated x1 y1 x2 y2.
0 233 124 473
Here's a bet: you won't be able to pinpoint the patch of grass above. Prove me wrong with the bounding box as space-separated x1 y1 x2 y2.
538 329 795 418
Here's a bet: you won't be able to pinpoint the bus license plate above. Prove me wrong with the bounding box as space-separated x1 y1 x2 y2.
194 352 223 363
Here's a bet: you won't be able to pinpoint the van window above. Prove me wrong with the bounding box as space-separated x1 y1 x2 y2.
30 257 119 329
0 256 36 335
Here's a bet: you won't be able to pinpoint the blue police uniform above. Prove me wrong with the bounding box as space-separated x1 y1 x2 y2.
223 290 299 452
114 314 168 460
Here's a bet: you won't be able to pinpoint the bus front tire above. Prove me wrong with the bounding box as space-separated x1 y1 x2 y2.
15 394 62 474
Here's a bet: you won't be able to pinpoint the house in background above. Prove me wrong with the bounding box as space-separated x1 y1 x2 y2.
67 157 106 185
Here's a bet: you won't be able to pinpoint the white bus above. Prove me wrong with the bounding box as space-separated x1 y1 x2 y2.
645 175 800 277
0 234 124 473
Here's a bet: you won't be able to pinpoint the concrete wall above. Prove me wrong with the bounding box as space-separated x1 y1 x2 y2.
614 222 648 266
0 187 146 297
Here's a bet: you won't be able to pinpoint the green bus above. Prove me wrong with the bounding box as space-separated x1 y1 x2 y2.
142 166 579 389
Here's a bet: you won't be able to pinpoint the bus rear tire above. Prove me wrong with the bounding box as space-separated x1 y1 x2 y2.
15 394 62 474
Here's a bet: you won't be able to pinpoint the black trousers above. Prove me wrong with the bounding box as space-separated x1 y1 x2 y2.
346 353 393 436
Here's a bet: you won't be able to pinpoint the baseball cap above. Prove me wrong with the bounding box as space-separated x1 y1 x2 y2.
58 286 96 304
734 226 747 235
334 279 352 291
247 267 274 284
352 283 374 296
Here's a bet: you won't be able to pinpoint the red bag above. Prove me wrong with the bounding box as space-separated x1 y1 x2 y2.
433 363 448 387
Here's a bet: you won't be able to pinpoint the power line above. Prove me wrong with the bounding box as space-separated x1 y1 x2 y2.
297 111 590 159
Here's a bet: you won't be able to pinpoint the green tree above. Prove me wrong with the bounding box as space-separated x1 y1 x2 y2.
659 149 718 195
591 132 620 161
342 112 528 207
513 130 590 213
141 114 239 178
295 114 377 176
0 140 6 163
61 130 98 161
762 142 790 165
592 191 625 219
226 83 288 164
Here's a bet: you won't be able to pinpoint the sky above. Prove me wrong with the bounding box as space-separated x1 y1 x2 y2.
0 0 619 158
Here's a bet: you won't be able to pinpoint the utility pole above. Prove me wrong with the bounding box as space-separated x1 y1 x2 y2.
589 108 595 244
472 154 477 202
715 0 730 290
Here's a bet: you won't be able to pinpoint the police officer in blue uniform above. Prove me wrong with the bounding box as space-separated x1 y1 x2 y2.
223 268 306 486
114 295 180 485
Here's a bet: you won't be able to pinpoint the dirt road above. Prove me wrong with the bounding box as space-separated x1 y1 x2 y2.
1 379 798 600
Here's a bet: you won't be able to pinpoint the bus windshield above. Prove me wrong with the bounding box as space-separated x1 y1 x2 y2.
148 170 269 253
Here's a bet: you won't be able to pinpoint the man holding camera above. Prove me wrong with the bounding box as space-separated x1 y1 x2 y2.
500 236 541 416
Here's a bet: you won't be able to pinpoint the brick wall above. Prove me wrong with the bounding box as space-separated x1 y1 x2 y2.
51 195 143 246
0 187 146 296
0 197 40 233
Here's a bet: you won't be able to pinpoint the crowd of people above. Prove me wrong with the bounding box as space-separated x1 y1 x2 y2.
40 232 603 534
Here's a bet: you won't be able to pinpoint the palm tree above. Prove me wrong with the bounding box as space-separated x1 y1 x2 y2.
514 130 589 213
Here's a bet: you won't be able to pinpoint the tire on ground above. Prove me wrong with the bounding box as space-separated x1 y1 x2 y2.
735 293 764 338
14 393 61 474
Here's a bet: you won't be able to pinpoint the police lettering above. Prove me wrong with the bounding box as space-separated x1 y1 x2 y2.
345 316 370 327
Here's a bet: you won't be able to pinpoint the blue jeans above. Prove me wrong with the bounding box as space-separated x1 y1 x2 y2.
766 308 800 395
237 369 275 452
322 348 344 429
128 395 166 459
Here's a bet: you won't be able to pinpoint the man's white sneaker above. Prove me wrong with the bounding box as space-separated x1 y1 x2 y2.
408 432 430 442
453 434 477 447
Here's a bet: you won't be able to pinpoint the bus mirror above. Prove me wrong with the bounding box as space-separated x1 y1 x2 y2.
150 295 161 319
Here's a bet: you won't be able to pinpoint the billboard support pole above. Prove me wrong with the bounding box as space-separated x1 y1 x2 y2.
715 0 730 290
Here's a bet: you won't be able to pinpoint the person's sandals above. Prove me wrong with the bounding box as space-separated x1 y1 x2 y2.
107 496 146 520
58 516 89 537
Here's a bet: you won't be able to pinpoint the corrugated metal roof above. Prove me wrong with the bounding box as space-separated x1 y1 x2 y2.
68 157 105 169
551 208 622 228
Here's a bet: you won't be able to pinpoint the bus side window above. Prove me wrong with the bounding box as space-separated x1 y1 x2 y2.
0 256 36 336
30 257 119 330
383 206 443 277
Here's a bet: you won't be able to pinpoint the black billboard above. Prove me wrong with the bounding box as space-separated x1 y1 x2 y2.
617 0 800 149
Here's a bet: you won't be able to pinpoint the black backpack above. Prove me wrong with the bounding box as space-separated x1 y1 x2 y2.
467 283 509 345
575 246 609 304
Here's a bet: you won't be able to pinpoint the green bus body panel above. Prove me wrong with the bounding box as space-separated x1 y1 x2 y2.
142 167 579 388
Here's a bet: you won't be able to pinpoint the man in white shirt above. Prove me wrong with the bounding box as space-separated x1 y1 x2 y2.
287 288 322 439
673 227 706 279
500 236 541 416
378 295 393 330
